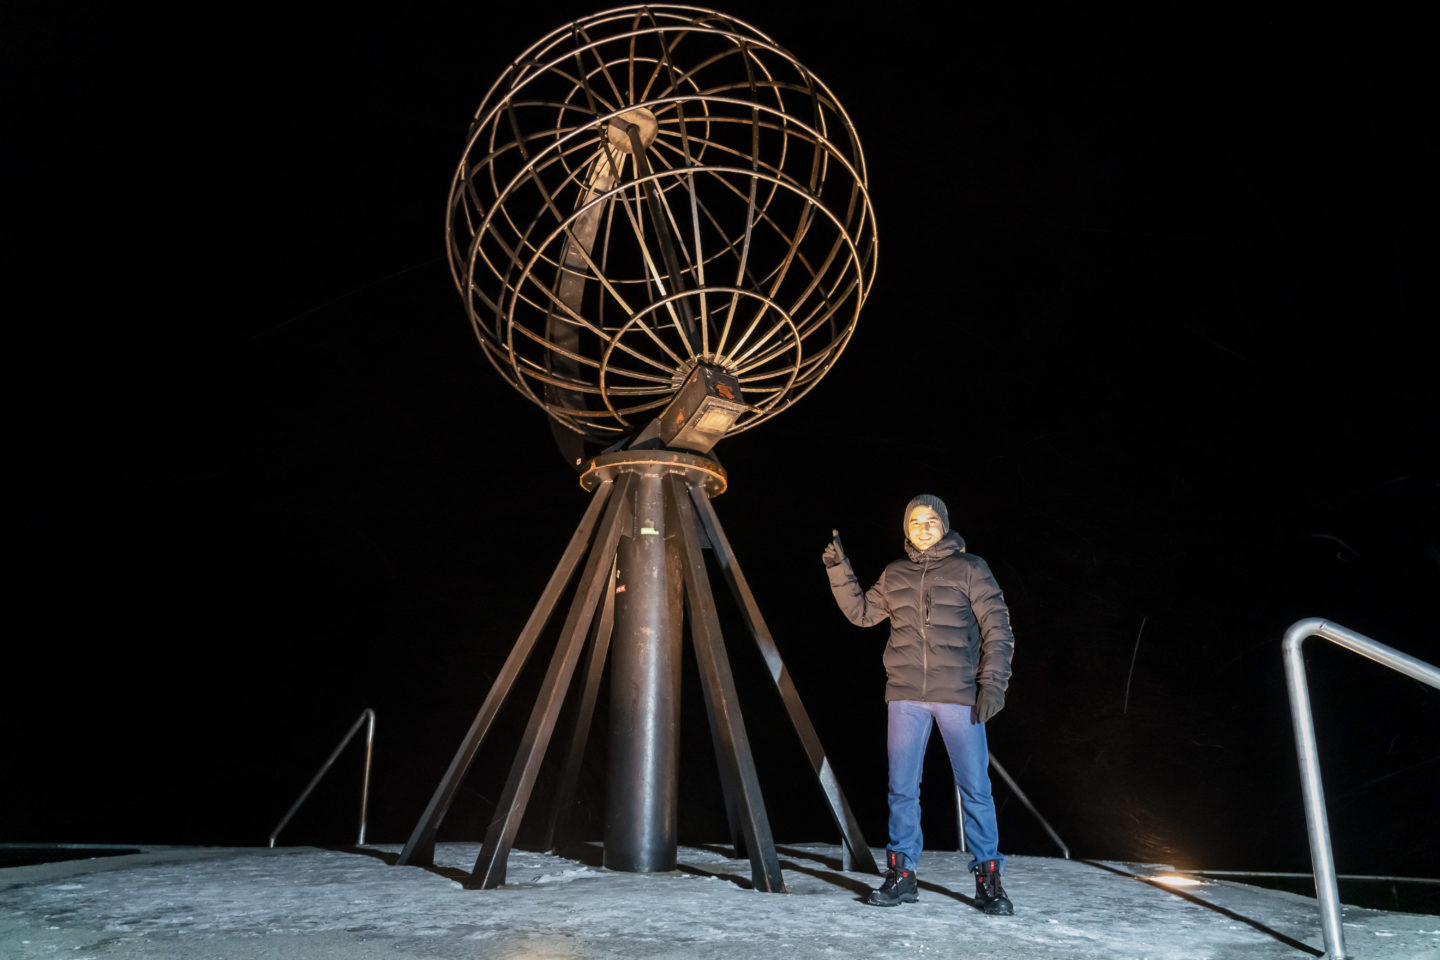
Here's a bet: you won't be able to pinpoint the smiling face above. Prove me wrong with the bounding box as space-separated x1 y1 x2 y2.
906 505 945 551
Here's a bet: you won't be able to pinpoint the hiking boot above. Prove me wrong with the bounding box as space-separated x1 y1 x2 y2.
868 850 919 906
973 859 1013 915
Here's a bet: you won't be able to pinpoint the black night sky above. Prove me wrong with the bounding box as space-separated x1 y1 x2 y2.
6 2 1437 880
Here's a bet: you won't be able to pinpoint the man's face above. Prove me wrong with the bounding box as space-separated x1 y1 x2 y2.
907 505 945 551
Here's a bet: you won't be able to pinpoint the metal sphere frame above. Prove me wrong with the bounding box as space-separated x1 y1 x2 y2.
447 4 877 447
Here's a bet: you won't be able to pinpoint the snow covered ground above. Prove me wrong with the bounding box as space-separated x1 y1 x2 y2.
2 843 1436 959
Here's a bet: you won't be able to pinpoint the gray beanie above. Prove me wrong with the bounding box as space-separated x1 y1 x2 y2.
903 494 949 534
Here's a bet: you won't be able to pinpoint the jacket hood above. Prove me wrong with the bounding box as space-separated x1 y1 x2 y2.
904 529 966 562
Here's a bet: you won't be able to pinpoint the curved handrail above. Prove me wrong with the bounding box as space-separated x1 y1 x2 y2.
1283 619 1440 960
269 709 376 848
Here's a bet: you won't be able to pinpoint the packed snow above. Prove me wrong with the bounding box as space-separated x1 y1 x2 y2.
2 843 1436 959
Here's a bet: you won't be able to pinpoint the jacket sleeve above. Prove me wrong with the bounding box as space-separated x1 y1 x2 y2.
966 557 1015 691
826 558 891 627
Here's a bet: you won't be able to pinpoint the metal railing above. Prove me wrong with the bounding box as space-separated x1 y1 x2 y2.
1283 618 1440 960
956 751 1070 859
269 709 376 848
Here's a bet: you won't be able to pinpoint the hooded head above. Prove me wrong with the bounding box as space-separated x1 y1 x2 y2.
904 494 949 551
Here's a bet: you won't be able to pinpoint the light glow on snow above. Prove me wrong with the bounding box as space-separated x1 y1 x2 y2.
1151 874 1206 887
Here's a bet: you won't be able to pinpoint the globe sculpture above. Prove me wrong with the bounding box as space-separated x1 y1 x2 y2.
400 5 878 892
446 4 877 460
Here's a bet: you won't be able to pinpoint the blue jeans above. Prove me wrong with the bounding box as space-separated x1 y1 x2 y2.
886 699 1003 873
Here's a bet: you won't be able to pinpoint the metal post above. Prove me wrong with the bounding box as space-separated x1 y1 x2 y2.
604 471 683 872
1282 617 1440 960
357 710 375 845
1283 618 1346 959
955 785 968 853
269 708 375 849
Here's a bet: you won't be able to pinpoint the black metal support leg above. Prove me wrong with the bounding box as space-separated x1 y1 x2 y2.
667 475 785 892
539 558 618 852
688 484 877 874
685 588 748 862
400 451 857 891
468 475 635 888
397 481 616 867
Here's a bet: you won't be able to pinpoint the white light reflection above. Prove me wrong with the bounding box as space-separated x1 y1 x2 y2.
1151 874 1206 887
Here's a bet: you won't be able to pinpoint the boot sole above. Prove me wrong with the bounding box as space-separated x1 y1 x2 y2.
867 894 919 907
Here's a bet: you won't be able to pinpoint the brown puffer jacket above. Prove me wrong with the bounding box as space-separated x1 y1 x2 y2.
826 530 1015 704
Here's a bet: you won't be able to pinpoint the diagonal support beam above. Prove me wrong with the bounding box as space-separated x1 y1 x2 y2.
539 558 619 852
688 484 877 874
397 481 616 867
666 474 785 892
468 474 635 888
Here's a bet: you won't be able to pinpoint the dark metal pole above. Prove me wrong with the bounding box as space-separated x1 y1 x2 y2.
604 470 683 872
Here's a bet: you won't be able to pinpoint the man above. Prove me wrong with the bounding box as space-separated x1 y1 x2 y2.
823 494 1016 913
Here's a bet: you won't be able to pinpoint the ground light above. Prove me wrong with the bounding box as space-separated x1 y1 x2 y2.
1150 874 1208 888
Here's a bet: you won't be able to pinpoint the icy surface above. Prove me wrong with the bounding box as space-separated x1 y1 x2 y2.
1 844 1436 959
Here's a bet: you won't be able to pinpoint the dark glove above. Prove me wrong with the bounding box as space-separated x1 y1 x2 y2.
973 685 1005 723
821 529 846 567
